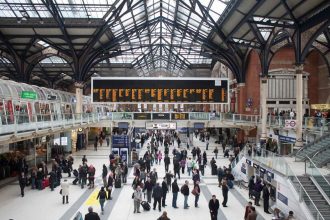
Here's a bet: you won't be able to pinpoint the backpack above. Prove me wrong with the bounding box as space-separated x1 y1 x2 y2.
180 185 185 194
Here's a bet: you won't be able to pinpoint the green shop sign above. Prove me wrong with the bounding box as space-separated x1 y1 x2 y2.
21 91 37 100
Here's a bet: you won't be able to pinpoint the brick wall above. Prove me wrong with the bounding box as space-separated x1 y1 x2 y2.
238 47 324 116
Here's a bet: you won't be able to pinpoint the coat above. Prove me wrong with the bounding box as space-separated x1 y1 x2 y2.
134 189 143 202
85 212 100 220
152 185 163 199
208 199 219 213
61 181 69 196
247 212 257 220
172 181 179 193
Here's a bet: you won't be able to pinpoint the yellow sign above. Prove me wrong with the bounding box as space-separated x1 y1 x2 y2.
311 104 330 110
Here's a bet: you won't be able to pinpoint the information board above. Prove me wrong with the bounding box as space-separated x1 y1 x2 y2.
112 135 130 148
92 77 229 104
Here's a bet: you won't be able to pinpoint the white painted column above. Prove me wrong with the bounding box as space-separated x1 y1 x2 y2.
260 77 268 140
295 64 304 147
75 82 84 114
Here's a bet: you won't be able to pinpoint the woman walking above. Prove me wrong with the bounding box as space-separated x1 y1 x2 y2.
97 187 108 215
133 185 143 213
60 179 70 204
193 181 201 208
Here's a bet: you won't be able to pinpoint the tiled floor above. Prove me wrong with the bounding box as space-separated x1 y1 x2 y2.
0 134 311 220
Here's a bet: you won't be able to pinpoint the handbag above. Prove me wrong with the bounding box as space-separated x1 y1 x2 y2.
60 189 62 195
132 192 135 199
191 188 197 196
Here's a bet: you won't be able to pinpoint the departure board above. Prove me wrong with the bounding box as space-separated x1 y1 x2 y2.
92 77 228 104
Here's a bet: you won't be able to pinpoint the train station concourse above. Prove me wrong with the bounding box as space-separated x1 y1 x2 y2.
0 0 330 220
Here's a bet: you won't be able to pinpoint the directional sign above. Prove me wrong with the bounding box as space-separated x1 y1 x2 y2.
285 120 296 129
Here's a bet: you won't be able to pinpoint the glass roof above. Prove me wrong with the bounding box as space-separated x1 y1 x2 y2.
107 0 227 75
0 0 230 75
40 56 68 63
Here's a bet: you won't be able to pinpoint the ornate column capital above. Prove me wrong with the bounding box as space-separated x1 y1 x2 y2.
295 64 304 74
74 82 84 89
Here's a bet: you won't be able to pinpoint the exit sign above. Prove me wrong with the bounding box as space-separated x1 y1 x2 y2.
21 91 37 100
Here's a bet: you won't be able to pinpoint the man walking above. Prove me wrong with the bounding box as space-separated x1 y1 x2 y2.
143 177 153 203
181 180 190 209
164 155 170 172
161 177 168 207
172 179 179 208
263 184 271 214
152 182 163 212
209 195 220 220
85 206 100 220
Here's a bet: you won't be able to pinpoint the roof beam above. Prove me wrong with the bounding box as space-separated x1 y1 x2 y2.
300 4 330 32
225 0 265 42
41 0 77 59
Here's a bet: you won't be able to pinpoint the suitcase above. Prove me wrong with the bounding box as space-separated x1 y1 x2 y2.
72 178 79 185
141 201 150 211
43 178 50 187
115 178 121 188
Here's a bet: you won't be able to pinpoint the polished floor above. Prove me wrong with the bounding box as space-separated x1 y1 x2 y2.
0 136 278 220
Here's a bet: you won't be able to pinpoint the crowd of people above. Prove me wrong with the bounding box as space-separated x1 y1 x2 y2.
13 128 299 220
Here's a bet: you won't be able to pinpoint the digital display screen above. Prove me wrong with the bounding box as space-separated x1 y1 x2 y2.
92 77 229 104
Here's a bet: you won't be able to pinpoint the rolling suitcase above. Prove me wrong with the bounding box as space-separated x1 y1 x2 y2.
115 177 121 188
43 178 50 187
141 201 150 211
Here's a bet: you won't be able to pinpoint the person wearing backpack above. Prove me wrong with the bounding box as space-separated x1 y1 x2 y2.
96 187 108 215
181 180 190 209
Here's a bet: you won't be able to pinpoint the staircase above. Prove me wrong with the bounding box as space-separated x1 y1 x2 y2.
296 135 330 161
312 148 330 168
294 176 330 219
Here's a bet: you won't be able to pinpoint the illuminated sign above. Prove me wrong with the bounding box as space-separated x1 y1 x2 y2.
92 77 229 104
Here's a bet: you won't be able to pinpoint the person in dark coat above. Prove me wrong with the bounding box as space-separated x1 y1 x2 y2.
164 155 170 172
18 172 27 197
209 195 220 220
152 182 163 212
49 170 56 191
254 178 263 206
171 179 179 208
161 177 168 207
248 176 255 199
263 184 271 214
96 187 108 215
222 180 229 207
173 159 180 179
85 206 100 220
143 178 154 203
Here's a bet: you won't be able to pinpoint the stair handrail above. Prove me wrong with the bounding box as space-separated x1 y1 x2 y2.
286 164 325 220
243 145 325 220
305 155 330 197
295 133 330 161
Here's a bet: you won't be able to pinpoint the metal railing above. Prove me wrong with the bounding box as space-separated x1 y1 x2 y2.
287 167 325 220
241 146 325 220
0 112 109 135
305 156 330 200
267 116 330 134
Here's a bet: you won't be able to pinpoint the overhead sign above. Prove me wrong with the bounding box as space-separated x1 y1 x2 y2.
311 104 330 110
21 91 37 100
146 122 177 130
278 135 296 143
152 113 170 120
134 113 151 120
285 120 297 129
171 113 189 120
92 77 229 104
